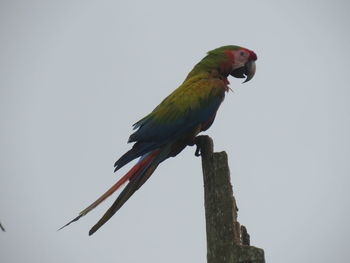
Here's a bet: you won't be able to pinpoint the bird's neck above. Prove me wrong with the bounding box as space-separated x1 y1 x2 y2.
185 55 232 81
185 62 230 84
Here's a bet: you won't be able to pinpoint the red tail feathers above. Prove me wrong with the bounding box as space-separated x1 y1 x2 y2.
59 149 160 231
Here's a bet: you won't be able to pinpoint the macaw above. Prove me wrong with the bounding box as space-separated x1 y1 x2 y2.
61 45 257 235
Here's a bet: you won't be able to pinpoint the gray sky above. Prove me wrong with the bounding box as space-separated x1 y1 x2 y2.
1 0 349 262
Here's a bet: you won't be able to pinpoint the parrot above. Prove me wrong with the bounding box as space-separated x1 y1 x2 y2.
60 45 257 235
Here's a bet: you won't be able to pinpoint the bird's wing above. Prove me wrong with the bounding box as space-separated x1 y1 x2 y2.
114 76 227 171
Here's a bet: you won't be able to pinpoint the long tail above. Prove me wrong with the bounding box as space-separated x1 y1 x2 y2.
59 146 170 234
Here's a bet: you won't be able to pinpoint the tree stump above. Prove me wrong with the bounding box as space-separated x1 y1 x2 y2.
196 135 265 263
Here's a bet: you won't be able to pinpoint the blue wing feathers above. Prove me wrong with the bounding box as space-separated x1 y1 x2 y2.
129 95 223 143
114 141 162 172
115 82 225 173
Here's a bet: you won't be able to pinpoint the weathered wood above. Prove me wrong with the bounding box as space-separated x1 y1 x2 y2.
196 135 265 263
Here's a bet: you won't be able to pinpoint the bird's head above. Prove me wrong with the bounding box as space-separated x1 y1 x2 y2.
206 45 257 83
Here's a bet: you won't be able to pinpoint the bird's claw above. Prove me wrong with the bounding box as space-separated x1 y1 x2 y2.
194 137 202 157
195 145 201 157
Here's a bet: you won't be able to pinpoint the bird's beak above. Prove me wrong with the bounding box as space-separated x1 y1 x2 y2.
230 60 256 83
242 60 256 83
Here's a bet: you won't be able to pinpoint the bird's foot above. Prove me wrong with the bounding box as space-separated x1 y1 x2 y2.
194 137 202 157
187 136 202 157
195 145 201 157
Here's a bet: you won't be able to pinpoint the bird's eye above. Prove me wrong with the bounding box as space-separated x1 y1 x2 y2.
240 51 245 56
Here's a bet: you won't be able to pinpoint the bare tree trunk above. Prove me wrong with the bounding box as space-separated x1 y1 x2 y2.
195 135 265 263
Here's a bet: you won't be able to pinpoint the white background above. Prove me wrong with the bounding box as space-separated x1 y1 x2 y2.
1 1 349 262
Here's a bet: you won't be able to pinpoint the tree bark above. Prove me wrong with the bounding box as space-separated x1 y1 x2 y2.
195 135 265 263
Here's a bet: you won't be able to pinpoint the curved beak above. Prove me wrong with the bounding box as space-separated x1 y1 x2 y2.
242 60 256 83
230 60 256 83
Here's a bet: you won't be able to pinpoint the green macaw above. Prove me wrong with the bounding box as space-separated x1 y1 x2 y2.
61 45 257 235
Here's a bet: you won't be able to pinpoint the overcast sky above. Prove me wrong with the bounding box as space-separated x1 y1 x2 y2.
1 0 350 262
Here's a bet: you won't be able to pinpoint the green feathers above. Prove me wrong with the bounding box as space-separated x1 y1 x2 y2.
186 45 242 78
